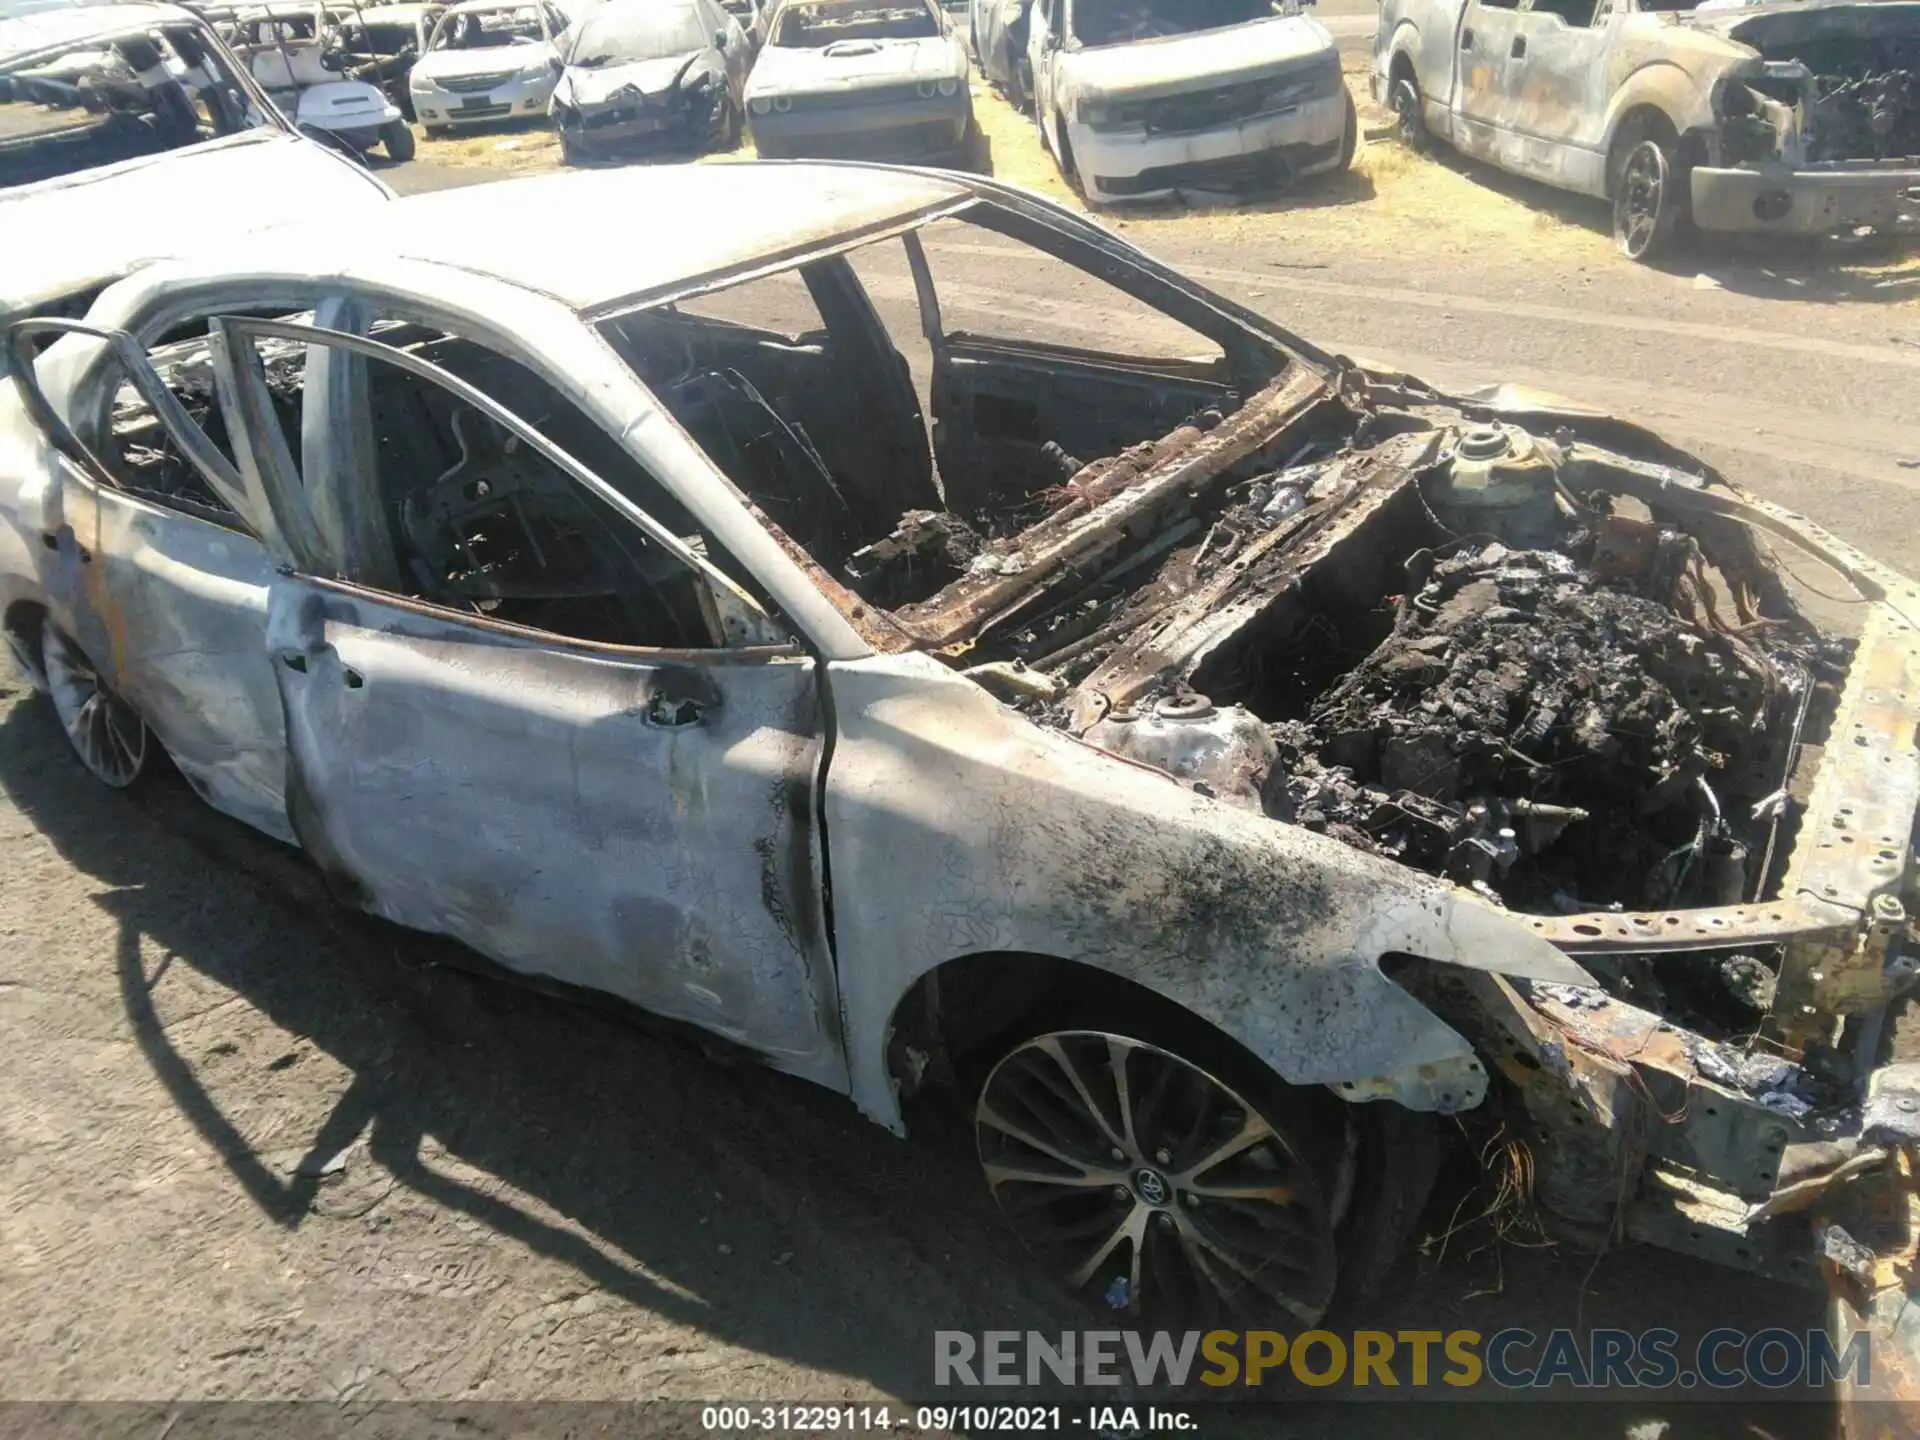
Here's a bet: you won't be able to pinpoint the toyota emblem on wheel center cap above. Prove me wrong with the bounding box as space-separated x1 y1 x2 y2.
1132 1167 1170 1207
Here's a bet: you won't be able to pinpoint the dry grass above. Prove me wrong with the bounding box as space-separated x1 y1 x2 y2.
414 116 562 172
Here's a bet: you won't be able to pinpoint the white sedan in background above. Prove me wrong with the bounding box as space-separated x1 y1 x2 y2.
408 0 565 131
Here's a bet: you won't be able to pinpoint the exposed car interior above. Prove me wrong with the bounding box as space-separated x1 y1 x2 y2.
600 204 1259 609
99 320 739 650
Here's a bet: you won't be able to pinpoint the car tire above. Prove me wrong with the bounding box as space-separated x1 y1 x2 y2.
1051 110 1083 196
1390 72 1427 152
382 118 416 161
42 624 150 790
723 98 743 149
1611 126 1690 263
1336 89 1358 173
975 1024 1347 1326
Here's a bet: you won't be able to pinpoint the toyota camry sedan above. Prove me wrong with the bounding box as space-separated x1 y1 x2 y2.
5 165 1920 1387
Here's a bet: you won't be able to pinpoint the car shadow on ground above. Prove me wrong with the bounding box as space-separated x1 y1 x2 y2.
0 695 1076 1404
0 691 1837 1430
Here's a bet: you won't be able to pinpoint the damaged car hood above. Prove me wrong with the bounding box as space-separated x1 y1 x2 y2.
558 50 712 107
0 131 390 328
1057 14 1335 100
746 34 962 94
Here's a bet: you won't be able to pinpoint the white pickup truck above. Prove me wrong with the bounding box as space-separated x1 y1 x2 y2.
1370 0 1920 259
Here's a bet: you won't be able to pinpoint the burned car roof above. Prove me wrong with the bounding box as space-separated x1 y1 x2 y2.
179 163 977 311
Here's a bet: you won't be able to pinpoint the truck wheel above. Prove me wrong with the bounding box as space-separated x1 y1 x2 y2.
1052 110 1083 196
1336 90 1358 172
382 119 416 161
1612 129 1689 262
1391 73 1428 152
976 1029 1342 1326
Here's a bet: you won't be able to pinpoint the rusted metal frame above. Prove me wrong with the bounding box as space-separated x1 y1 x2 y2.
1069 430 1436 721
1454 972 1840 1273
897 367 1333 648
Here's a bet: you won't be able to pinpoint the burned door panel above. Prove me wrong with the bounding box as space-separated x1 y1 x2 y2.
264 578 843 1080
1452 0 1530 164
88 493 294 840
1503 0 1616 188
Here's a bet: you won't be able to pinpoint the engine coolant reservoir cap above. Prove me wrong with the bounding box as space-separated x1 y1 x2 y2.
1155 693 1216 721
1457 425 1513 461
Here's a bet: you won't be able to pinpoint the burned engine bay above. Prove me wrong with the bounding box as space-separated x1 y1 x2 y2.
825 370 1857 1036
1716 7 1920 165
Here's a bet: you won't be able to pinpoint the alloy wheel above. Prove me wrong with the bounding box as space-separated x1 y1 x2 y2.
42 626 148 788
1391 76 1426 151
1613 138 1673 261
977 1031 1338 1325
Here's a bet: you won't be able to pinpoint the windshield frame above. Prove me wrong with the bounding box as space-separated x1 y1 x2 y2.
0 16 289 193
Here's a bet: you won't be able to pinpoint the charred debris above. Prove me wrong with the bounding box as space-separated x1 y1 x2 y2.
1718 10 1920 166
836 370 1853 1029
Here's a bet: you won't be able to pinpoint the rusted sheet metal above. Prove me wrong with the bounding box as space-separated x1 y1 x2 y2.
1069 428 1438 724
1820 1153 1920 1434
894 367 1334 648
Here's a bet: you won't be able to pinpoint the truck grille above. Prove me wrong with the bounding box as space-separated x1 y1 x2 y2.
1140 63 1337 135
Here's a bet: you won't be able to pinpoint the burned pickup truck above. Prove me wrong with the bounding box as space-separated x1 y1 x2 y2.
1373 0 1920 259
3 165 1919 1396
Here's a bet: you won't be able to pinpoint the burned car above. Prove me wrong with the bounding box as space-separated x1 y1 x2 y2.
968 0 1031 107
1029 0 1355 202
7 164 1920 1389
745 0 972 161
550 0 749 162
1373 0 1920 260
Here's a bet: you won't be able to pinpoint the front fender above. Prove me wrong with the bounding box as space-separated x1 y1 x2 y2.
825 654 1593 1132
1599 60 1717 163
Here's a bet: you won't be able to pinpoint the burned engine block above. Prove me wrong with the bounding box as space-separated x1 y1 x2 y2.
1265 534 1836 914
